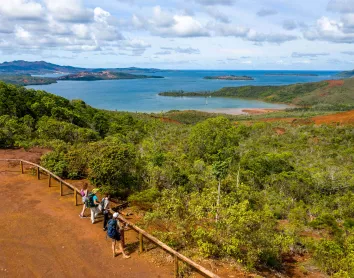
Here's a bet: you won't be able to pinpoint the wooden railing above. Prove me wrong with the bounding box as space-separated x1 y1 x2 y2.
0 158 220 278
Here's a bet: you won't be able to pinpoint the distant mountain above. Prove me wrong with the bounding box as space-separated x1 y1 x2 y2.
337 70 354 78
58 71 164 81
0 60 168 75
0 60 87 74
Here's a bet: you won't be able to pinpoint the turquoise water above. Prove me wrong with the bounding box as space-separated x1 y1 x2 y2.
28 70 339 112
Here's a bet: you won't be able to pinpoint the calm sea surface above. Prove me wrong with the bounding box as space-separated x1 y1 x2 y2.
28 70 339 112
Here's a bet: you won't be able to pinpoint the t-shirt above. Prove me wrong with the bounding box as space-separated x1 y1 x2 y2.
93 195 98 205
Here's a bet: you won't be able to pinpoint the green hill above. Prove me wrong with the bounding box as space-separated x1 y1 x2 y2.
160 79 354 108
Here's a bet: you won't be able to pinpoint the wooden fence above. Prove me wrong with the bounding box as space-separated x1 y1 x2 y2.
0 158 220 278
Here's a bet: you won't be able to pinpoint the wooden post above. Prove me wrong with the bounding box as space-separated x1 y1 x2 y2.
37 167 40 180
60 181 63 196
174 255 179 278
48 175 51 187
20 161 24 174
74 190 78 206
139 233 143 253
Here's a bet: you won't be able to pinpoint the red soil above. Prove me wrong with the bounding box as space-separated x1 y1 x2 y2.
258 110 354 126
0 156 174 277
326 79 344 88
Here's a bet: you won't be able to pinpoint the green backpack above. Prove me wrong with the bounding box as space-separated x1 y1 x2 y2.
85 193 97 208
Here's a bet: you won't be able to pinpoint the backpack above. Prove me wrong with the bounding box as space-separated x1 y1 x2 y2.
85 193 97 208
99 198 106 212
107 219 118 238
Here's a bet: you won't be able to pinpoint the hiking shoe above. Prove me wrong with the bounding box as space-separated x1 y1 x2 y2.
103 227 107 231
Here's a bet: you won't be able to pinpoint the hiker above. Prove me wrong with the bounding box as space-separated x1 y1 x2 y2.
107 212 130 258
79 183 89 218
99 194 111 231
86 188 100 224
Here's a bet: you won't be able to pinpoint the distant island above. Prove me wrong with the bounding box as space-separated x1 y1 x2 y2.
58 71 164 81
264 73 319 77
0 75 56 86
0 60 170 75
204 75 254 80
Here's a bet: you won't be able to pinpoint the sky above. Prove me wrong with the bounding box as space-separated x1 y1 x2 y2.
0 0 354 70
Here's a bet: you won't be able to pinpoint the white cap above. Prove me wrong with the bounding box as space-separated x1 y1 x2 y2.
113 212 119 219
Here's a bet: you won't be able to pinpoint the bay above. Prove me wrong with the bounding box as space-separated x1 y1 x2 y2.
28 70 339 113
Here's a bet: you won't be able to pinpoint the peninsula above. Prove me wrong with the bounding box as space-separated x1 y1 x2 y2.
58 71 164 81
203 75 254 80
159 79 354 107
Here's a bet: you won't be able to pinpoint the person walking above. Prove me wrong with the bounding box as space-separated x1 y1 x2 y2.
100 194 111 231
88 188 100 224
107 212 130 258
79 183 89 218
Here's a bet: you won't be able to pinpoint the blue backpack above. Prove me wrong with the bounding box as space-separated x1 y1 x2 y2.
107 219 118 238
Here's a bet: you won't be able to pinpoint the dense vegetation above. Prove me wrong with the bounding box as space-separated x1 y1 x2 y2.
1 81 354 276
0 75 56 86
160 78 354 108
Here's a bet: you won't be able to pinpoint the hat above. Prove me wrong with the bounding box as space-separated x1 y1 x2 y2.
113 212 119 219
92 188 99 194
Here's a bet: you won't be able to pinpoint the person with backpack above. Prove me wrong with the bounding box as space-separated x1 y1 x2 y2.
99 194 111 231
107 212 130 258
86 188 100 224
79 183 88 218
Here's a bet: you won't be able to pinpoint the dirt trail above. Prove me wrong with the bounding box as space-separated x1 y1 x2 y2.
0 159 173 278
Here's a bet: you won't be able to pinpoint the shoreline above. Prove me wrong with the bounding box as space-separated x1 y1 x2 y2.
199 108 285 115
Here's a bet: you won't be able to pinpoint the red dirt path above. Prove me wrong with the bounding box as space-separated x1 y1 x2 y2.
0 153 174 277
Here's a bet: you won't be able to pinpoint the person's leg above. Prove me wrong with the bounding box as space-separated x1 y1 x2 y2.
112 240 116 257
90 208 95 223
103 212 108 230
80 204 86 217
118 241 130 258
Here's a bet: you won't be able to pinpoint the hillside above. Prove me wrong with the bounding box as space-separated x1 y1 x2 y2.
58 71 164 81
160 79 354 107
0 75 57 86
0 60 86 74
337 69 354 78
2 80 354 277
0 60 168 75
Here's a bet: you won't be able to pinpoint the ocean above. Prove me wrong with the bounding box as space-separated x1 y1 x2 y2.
28 70 339 113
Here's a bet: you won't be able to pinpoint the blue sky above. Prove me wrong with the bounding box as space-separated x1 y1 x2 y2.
0 0 354 70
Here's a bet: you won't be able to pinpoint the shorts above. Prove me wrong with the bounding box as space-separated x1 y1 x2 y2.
110 233 121 242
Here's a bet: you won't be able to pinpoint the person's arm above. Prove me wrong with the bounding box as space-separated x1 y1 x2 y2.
93 195 100 205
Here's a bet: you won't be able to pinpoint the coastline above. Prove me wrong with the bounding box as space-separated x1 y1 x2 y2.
200 108 285 115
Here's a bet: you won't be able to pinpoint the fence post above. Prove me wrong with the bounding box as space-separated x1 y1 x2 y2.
60 181 63 196
139 233 144 253
48 175 51 187
20 161 24 174
37 167 40 180
174 255 179 278
74 190 78 206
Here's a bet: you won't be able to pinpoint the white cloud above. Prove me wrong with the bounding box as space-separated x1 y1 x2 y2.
304 16 354 43
0 0 44 20
214 23 297 43
134 6 209 37
204 7 230 23
44 0 93 23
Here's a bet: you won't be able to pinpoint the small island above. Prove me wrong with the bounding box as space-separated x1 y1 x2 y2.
58 71 164 81
203 75 254 81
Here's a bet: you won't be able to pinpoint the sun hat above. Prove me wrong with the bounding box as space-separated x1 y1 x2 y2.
113 212 119 219
92 188 99 194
